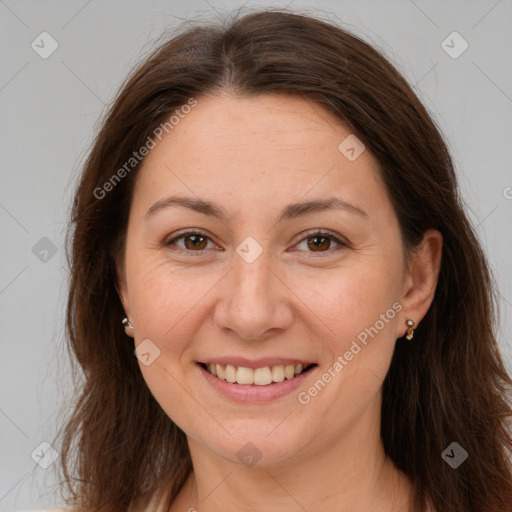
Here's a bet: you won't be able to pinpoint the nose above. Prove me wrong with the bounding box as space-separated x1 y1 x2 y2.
213 248 294 342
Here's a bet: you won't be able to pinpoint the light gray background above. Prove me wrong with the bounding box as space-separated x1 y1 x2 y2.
1 1 511 510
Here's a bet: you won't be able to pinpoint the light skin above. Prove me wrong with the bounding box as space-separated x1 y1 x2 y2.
116 92 442 512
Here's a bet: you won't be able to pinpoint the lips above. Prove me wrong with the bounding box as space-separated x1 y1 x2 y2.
196 359 319 402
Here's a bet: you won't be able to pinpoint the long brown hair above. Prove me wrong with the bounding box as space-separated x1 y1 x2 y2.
56 8 512 511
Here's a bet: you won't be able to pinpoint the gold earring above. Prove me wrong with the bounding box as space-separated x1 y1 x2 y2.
405 319 415 340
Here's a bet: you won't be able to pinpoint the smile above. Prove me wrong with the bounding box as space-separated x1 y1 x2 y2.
199 362 316 386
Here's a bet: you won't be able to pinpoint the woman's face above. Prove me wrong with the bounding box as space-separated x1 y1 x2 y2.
117 93 439 467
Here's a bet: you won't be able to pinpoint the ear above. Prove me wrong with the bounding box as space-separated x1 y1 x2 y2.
397 228 443 338
116 260 135 338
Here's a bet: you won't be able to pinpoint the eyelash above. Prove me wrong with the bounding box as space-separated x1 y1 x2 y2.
164 229 348 258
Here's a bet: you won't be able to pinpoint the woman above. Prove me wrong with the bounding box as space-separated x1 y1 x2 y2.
43 8 512 512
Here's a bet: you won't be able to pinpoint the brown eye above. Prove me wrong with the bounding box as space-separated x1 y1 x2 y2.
165 229 346 257
182 234 208 250
306 235 332 252
165 231 214 253
294 230 346 256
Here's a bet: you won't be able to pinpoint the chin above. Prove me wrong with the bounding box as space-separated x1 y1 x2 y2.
202 424 313 468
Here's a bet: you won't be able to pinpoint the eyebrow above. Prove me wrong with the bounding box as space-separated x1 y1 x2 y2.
144 195 368 222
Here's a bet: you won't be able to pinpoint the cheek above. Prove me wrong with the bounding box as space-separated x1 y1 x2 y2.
297 268 401 430
128 250 401 352
125 246 212 337
130 275 199 351
309 261 401 351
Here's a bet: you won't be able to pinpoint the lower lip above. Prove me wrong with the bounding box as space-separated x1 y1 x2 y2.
196 363 318 403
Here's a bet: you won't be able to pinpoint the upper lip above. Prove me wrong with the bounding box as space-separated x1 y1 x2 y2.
198 357 316 369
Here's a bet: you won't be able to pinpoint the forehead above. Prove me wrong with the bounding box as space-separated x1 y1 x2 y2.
131 93 388 220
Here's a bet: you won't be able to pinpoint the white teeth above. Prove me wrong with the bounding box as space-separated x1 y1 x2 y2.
284 365 295 379
236 366 254 385
271 365 285 382
204 363 312 385
225 364 237 383
253 367 273 385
